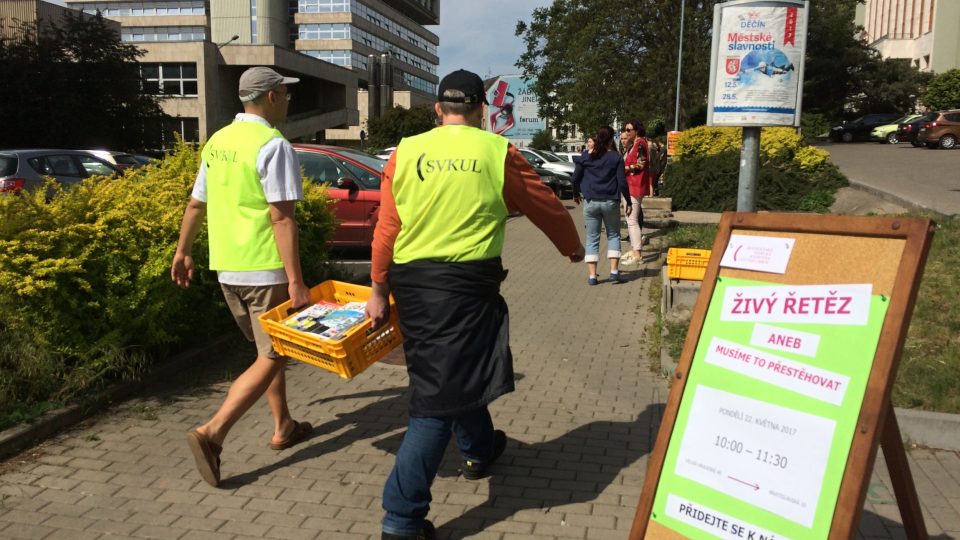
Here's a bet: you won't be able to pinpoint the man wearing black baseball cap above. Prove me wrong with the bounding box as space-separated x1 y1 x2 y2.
366 69 584 539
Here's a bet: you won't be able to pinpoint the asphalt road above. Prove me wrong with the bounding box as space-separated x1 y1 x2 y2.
816 141 960 216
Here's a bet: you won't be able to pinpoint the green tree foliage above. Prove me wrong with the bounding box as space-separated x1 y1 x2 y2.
851 55 932 114
514 0 718 135
802 1 874 119
529 129 556 150
0 11 165 150
366 105 437 149
923 69 960 111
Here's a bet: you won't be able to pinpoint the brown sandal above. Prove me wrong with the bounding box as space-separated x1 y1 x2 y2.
186 430 222 487
268 420 312 450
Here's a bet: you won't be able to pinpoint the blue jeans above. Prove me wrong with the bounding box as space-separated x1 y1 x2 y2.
382 406 495 535
583 199 622 263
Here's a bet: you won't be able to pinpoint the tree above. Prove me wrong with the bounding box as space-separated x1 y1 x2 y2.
0 11 164 150
923 69 960 111
366 105 437 149
802 0 875 119
529 129 555 150
850 55 932 114
514 0 718 136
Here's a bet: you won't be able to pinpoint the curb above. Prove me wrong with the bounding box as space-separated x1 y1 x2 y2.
846 179 951 218
656 267 960 452
0 332 236 460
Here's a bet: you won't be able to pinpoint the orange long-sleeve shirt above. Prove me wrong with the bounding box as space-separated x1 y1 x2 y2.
370 144 581 284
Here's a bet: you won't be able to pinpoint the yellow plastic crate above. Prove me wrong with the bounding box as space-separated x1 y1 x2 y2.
666 248 711 281
258 280 403 379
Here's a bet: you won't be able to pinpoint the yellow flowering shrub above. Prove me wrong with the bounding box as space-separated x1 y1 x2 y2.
673 126 822 167
0 141 336 421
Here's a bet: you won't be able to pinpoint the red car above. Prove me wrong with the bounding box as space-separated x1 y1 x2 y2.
293 144 386 247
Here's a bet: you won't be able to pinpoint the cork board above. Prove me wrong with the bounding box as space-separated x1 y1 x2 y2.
631 212 934 540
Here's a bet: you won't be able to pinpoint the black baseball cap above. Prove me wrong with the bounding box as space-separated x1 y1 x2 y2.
437 69 488 105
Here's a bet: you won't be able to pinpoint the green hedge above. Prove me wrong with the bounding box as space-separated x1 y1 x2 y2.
663 126 846 213
0 142 337 426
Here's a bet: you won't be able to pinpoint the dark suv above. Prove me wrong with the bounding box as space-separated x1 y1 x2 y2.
897 112 939 147
829 113 902 142
918 109 960 149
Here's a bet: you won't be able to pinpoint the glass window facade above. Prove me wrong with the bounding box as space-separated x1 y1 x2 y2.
297 0 350 13
140 62 199 96
121 26 205 42
76 1 206 17
298 23 351 40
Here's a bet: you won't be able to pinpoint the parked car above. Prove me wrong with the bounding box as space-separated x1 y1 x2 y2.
917 109 960 149
293 144 386 248
374 146 396 160
829 113 902 142
533 166 573 199
518 147 576 178
88 150 143 169
871 114 923 144
897 112 939 147
553 151 582 163
0 149 120 193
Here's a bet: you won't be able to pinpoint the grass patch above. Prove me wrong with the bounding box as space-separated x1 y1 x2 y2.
893 216 960 412
660 217 960 414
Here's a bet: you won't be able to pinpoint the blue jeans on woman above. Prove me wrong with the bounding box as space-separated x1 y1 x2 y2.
583 198 622 263
382 406 495 536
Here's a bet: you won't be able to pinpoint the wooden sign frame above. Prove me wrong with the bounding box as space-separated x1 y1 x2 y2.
631 212 935 540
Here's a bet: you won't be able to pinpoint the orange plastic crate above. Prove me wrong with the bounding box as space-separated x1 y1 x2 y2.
666 248 711 281
258 280 403 379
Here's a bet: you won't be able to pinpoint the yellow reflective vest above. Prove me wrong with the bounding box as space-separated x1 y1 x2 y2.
392 125 509 264
202 121 284 271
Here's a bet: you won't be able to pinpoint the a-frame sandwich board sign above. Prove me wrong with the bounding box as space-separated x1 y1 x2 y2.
631 212 935 540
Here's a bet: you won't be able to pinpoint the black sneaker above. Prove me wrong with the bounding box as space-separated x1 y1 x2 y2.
461 430 507 480
381 520 435 540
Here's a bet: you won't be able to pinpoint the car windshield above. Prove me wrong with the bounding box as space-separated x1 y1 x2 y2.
538 151 564 163
335 148 386 173
0 155 16 176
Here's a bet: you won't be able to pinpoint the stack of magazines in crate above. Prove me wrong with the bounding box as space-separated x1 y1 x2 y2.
283 301 367 341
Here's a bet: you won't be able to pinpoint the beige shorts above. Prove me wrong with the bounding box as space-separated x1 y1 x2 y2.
220 283 289 359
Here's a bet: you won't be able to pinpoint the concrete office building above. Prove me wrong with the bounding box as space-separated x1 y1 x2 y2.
856 0 960 73
0 0 120 39
292 0 440 143
54 0 439 146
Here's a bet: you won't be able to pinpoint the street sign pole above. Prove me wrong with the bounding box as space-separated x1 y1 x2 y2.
738 126 760 211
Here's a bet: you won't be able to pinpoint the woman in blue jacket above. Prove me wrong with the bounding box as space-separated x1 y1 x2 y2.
572 126 632 285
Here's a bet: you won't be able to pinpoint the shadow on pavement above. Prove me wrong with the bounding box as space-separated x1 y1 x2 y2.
220 387 409 488
436 402 664 538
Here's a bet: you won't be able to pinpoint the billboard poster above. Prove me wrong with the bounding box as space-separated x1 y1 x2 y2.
707 1 808 127
486 75 545 144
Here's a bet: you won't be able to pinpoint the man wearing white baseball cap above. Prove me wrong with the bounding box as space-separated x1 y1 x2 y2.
171 66 311 487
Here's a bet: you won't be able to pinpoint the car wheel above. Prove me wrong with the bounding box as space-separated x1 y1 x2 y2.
939 135 957 149
886 132 899 144
841 132 854 143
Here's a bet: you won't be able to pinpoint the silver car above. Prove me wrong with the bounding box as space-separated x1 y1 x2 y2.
0 149 120 193
518 148 576 181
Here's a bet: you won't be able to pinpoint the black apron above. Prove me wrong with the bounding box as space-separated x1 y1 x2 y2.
388 258 514 417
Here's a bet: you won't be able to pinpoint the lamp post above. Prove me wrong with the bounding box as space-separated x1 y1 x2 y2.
673 0 685 131
216 35 239 49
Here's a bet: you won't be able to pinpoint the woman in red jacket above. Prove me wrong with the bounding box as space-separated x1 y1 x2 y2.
621 119 651 264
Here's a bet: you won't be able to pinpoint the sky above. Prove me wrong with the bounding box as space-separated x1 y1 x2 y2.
434 0 552 80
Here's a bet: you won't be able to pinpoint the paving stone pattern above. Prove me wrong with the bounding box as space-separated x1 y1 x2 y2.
0 208 957 539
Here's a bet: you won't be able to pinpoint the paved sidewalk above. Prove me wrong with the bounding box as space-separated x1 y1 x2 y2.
0 208 958 539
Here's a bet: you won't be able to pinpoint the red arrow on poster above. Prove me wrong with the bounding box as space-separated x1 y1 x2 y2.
728 476 760 491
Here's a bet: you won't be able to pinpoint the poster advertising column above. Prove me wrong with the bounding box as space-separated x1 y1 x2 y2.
707 0 808 127
485 75 545 147
648 234 891 539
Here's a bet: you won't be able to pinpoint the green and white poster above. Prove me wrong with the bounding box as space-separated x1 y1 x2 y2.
650 275 890 539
